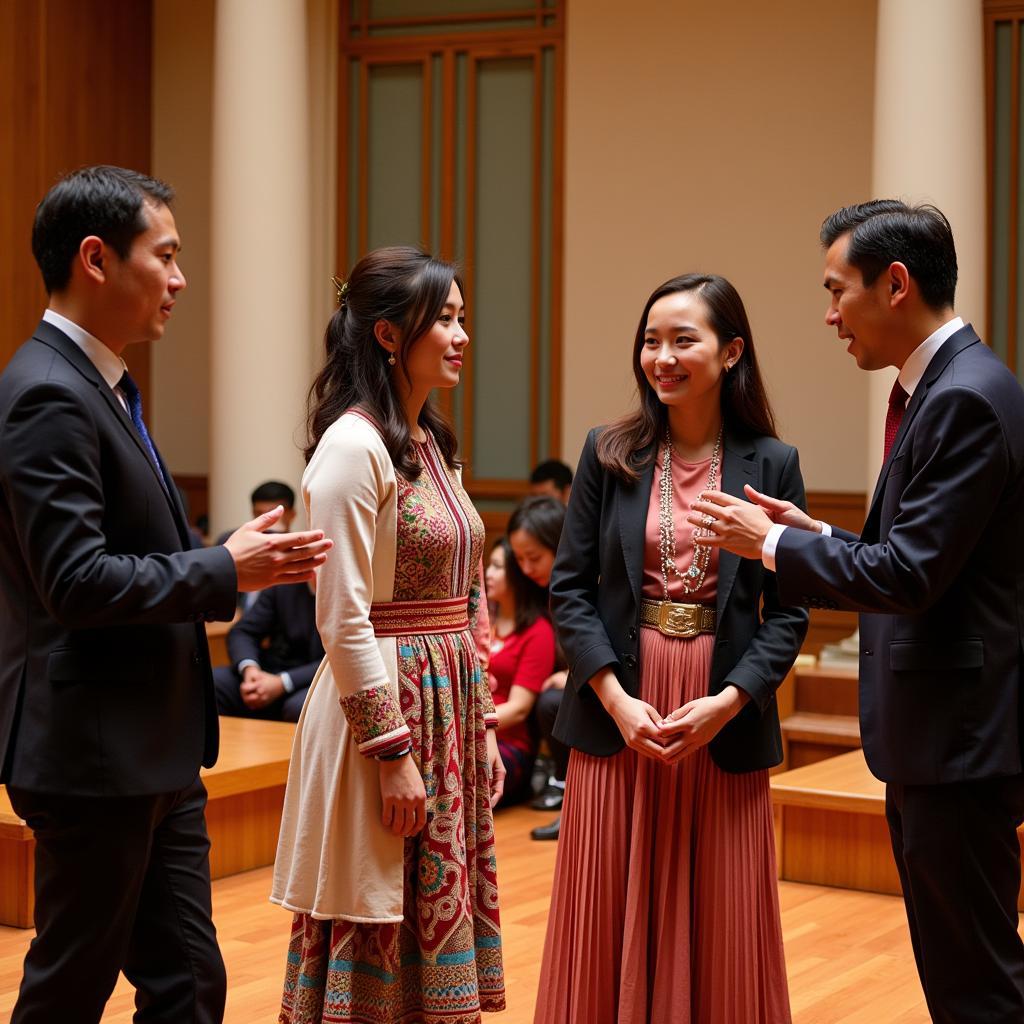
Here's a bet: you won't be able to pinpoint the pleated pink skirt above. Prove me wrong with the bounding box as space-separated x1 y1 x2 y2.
533 627 791 1024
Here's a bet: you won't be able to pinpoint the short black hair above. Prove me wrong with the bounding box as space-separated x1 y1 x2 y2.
820 199 957 311
251 480 295 509
32 165 174 294
529 459 573 490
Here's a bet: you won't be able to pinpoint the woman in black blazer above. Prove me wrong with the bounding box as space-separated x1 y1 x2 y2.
534 274 808 1024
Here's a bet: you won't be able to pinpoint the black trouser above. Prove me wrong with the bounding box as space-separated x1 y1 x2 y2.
886 774 1024 1024
213 664 308 723
8 778 226 1024
535 687 569 781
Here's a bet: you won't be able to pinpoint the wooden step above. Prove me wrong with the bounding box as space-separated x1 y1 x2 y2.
770 749 1024 910
0 716 295 928
794 663 859 716
781 711 861 769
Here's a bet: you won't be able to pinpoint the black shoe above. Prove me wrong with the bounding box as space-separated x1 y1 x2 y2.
531 815 560 841
530 756 554 796
530 783 564 811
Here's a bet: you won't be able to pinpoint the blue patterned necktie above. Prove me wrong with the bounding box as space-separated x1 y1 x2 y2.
117 370 169 494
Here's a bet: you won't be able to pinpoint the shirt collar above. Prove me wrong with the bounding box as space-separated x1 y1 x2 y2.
42 309 126 391
898 316 964 402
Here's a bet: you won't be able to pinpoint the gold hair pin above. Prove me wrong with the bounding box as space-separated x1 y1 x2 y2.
331 275 349 307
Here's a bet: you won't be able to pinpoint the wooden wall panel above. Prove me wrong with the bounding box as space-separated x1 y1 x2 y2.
0 0 153 398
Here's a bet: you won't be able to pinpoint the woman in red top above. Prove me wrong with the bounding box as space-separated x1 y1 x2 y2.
485 538 556 805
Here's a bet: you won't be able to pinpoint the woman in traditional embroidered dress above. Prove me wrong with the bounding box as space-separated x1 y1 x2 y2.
484 537 555 805
534 274 809 1024
272 247 505 1024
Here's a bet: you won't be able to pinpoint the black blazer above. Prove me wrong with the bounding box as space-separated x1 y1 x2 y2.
551 426 809 772
776 325 1024 785
227 583 325 692
0 321 238 797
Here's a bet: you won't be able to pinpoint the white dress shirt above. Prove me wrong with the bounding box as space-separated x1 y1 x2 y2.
43 308 128 412
761 316 965 571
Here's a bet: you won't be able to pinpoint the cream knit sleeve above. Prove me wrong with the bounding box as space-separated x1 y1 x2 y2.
304 418 410 757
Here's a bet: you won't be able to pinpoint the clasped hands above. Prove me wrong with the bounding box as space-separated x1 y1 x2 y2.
685 484 822 558
240 665 285 709
606 685 748 765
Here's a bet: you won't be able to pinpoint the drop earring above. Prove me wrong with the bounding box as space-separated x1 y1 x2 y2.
388 354 397 366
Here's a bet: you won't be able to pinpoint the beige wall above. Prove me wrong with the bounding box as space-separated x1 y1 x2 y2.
152 0 879 494
151 0 214 475
561 0 877 492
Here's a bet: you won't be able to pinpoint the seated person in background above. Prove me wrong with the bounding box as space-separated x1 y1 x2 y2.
529 458 573 504
213 581 324 723
485 538 556 806
506 496 569 840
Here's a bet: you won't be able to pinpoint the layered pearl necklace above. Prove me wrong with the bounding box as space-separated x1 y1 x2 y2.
658 424 722 598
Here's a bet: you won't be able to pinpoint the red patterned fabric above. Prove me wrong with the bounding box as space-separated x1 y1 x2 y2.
884 378 908 462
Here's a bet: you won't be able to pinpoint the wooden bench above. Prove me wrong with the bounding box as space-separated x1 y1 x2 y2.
0 717 295 929
771 748 1024 910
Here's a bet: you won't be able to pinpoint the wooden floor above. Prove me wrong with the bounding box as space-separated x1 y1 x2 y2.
1 805 1019 1022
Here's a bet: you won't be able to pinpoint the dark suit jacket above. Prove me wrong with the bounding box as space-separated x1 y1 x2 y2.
0 320 238 797
550 426 809 772
227 583 324 692
776 325 1024 785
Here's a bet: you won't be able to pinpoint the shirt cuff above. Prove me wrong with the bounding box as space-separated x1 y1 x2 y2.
237 658 259 673
762 524 787 572
279 671 295 694
762 521 831 571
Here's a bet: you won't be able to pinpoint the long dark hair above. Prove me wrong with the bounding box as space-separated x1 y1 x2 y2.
595 273 777 482
494 537 548 633
305 246 462 478
507 495 565 557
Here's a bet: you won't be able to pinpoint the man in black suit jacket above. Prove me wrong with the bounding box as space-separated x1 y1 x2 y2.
694 200 1024 1023
0 166 332 1024
214 582 324 723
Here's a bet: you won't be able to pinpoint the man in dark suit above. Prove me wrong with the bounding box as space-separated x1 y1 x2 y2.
214 582 324 723
0 165 332 1024
693 200 1024 1023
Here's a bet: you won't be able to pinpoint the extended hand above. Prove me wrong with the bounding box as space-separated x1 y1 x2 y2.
379 755 427 837
224 505 334 591
485 728 506 807
658 687 748 764
686 490 774 559
742 484 821 534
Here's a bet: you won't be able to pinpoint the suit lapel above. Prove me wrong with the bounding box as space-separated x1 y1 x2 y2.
864 325 982 527
617 443 656 606
717 431 757 623
33 321 187 536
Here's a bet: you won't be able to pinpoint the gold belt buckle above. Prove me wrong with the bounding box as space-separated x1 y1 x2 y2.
658 602 700 638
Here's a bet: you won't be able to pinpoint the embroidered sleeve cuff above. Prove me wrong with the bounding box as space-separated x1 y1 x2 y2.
339 683 412 758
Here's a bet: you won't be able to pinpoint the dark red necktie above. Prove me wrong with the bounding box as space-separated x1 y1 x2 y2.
883 379 908 462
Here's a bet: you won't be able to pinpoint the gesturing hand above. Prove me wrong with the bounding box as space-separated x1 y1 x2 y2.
224 505 334 591
379 755 427 837
685 490 775 560
741 484 822 534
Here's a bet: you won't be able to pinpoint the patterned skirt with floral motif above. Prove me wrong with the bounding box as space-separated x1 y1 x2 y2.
280 628 505 1024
